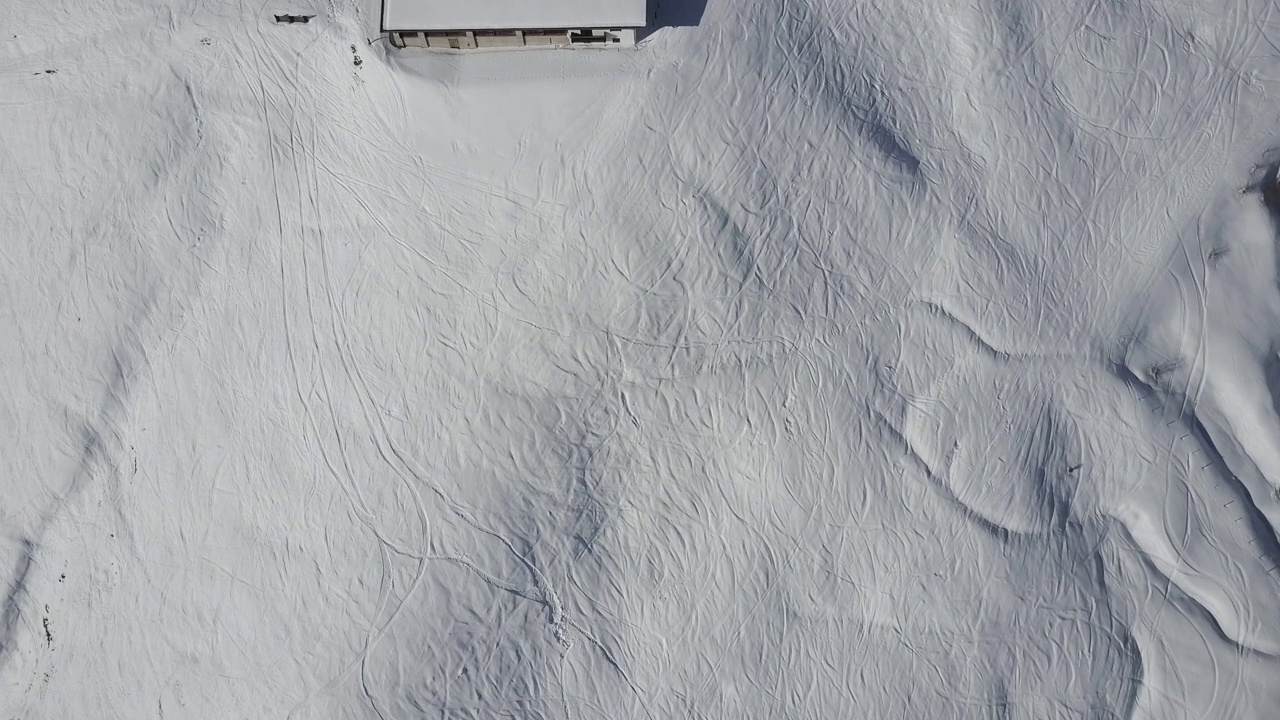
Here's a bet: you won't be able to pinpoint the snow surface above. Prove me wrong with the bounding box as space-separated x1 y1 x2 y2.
3 0 1280 717
383 0 648 31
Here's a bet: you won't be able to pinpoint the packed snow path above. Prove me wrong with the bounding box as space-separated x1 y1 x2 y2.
3 0 1280 717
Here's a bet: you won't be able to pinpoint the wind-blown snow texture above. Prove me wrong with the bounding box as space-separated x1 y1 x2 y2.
3 0 1280 717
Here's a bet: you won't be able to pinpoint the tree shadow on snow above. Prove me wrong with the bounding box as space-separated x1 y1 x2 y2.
639 0 709 41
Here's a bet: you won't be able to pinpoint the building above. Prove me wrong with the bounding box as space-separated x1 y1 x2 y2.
385 0 649 50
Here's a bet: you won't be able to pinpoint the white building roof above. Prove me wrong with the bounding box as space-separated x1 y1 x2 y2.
383 0 649 31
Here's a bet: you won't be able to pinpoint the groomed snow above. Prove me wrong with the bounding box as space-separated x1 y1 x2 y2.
382 0 648 31
3 0 1280 717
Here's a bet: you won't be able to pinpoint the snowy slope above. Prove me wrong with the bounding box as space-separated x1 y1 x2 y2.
3 0 1280 717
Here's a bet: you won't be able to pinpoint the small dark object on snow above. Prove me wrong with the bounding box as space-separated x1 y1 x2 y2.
274 14 314 24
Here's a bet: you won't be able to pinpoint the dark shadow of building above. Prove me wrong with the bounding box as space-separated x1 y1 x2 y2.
640 0 708 41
